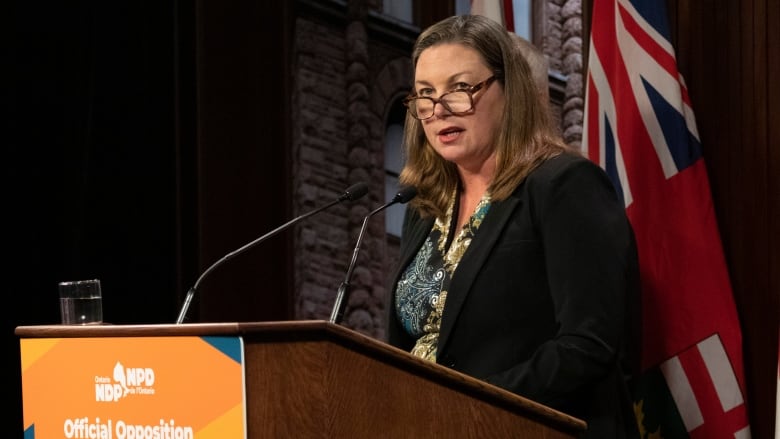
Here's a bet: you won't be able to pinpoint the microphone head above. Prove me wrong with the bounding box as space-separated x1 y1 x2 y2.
339 182 369 202
393 186 418 204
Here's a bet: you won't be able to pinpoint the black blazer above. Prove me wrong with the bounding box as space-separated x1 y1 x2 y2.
387 152 641 438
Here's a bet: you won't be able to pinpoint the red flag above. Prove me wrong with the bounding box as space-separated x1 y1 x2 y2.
583 1 751 437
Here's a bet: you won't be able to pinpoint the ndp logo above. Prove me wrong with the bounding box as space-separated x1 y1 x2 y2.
95 361 156 402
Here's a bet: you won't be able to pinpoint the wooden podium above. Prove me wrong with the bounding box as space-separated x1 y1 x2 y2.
16 321 586 438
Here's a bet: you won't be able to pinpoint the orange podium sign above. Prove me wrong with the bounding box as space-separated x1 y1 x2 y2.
20 336 246 439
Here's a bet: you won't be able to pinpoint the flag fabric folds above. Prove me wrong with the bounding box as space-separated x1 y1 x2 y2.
583 0 751 437
470 0 515 32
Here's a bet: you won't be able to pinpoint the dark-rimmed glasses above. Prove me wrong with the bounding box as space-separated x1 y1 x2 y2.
403 76 497 120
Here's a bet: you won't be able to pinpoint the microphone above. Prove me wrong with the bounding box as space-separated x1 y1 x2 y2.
176 182 369 324
329 185 418 324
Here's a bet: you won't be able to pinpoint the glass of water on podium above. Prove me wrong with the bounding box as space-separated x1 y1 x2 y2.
59 279 103 325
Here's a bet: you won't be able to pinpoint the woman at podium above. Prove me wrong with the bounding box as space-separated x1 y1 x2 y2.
386 14 640 438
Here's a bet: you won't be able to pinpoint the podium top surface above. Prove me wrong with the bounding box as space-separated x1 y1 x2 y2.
16 320 587 434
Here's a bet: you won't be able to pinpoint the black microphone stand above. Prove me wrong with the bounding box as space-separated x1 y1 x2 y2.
328 210 375 324
329 186 417 324
176 182 368 324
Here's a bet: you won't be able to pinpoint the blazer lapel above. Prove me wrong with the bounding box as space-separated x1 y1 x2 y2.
437 194 522 354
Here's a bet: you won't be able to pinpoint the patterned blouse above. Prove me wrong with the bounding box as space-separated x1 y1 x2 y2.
394 190 491 361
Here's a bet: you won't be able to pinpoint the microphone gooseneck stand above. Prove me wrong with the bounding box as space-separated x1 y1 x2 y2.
329 186 417 324
175 182 369 324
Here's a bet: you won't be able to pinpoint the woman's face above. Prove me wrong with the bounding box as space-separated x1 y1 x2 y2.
413 43 505 173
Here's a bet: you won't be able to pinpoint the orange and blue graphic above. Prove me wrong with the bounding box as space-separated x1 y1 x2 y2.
21 336 246 438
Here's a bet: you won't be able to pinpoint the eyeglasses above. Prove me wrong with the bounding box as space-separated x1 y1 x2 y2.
403 76 497 120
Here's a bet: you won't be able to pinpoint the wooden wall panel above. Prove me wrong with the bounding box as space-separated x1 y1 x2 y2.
193 1 294 323
762 0 780 435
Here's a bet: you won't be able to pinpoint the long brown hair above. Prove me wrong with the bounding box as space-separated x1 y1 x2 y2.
399 15 570 219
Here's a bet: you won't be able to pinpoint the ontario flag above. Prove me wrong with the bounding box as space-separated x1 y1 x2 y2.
583 1 751 438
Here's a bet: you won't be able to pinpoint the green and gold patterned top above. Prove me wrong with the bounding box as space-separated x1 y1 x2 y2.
394 190 491 361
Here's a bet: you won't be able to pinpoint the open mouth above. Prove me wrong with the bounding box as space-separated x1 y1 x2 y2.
438 126 463 141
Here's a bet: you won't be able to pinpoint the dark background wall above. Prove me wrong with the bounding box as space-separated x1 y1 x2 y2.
8 0 180 323
7 1 186 435
7 1 778 438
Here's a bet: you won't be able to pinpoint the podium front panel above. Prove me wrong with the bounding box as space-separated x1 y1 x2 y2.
20 336 246 438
